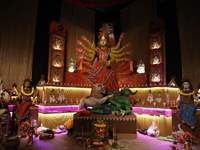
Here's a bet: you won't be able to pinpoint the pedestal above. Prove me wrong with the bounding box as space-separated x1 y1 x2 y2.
73 114 137 139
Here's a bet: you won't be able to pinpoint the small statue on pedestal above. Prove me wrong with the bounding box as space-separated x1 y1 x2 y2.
37 74 46 86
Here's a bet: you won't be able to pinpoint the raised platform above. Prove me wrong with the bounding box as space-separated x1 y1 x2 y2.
65 72 149 88
36 105 173 137
73 113 137 139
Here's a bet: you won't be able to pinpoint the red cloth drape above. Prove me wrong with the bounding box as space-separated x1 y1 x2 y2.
64 0 130 7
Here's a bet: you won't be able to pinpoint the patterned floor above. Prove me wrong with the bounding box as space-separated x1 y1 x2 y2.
1 132 200 150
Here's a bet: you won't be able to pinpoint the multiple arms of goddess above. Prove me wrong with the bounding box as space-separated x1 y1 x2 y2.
77 33 132 66
77 36 97 62
107 33 132 66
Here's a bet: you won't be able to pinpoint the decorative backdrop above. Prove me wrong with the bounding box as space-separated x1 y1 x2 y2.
0 0 199 90
0 0 38 89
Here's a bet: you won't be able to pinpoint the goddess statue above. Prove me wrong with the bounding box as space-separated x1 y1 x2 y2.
15 77 34 122
77 26 132 93
176 78 198 129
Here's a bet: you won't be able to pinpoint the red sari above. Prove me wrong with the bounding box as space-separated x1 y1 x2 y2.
88 48 119 94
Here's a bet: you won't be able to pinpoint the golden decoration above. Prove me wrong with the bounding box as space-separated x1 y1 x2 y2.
21 86 34 96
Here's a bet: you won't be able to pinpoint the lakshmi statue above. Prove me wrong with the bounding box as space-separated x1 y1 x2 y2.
176 78 198 129
15 77 34 123
77 26 132 93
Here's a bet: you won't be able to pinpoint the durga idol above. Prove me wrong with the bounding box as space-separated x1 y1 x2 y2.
77 26 132 94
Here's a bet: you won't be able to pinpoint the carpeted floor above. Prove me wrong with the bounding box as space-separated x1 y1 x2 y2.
1 132 200 150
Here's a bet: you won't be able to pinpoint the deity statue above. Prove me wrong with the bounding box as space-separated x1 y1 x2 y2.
151 34 160 49
152 70 161 82
53 68 62 82
58 89 65 102
147 90 153 103
176 78 198 129
49 89 56 104
67 58 76 72
137 60 145 73
152 53 160 64
89 87 137 116
15 77 34 123
54 35 63 49
53 52 62 67
77 26 132 93
37 74 46 86
156 91 162 103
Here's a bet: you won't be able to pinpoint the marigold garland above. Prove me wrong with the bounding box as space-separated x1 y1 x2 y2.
179 91 195 96
21 86 34 96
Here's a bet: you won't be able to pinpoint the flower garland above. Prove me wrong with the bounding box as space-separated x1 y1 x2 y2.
21 86 34 96
179 91 195 96
91 119 109 141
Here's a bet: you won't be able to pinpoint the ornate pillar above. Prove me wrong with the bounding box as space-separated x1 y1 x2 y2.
48 21 66 84
148 18 166 86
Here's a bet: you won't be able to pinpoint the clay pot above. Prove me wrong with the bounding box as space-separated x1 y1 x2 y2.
2 138 20 150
